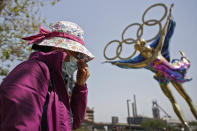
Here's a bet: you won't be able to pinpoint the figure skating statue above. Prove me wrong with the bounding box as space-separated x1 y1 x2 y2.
104 3 197 128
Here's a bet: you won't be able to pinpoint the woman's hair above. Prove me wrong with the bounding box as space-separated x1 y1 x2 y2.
32 44 54 53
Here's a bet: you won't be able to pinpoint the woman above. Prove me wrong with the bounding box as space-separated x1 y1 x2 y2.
0 21 94 131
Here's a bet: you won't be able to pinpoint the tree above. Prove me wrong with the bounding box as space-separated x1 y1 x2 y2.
189 121 197 126
0 0 60 76
141 119 167 131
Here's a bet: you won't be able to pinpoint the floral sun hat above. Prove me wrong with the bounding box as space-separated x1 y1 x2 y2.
23 21 94 62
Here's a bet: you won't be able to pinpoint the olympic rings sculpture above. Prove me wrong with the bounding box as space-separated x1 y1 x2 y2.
104 3 168 61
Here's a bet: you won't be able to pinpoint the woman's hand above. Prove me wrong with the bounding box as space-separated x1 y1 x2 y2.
76 61 90 86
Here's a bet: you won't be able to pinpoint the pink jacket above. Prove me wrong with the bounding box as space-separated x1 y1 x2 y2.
0 50 88 131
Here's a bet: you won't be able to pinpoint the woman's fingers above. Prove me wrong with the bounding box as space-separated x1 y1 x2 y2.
76 61 90 86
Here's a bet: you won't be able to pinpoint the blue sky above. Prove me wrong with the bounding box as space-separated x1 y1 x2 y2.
2 0 197 123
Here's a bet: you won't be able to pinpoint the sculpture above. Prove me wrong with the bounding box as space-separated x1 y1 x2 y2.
103 3 197 128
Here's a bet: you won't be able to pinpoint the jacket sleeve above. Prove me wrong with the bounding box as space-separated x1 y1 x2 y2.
0 60 50 131
70 84 88 130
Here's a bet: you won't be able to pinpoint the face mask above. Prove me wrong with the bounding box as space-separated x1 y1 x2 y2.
63 56 78 75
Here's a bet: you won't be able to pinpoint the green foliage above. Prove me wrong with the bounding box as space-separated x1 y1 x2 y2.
74 129 88 131
0 67 8 76
141 119 167 130
75 129 105 131
0 0 60 76
189 121 197 126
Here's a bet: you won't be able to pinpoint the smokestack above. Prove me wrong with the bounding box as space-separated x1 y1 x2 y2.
134 94 137 117
132 102 135 118
127 99 131 117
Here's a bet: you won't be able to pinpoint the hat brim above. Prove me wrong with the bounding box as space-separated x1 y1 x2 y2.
37 37 94 62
